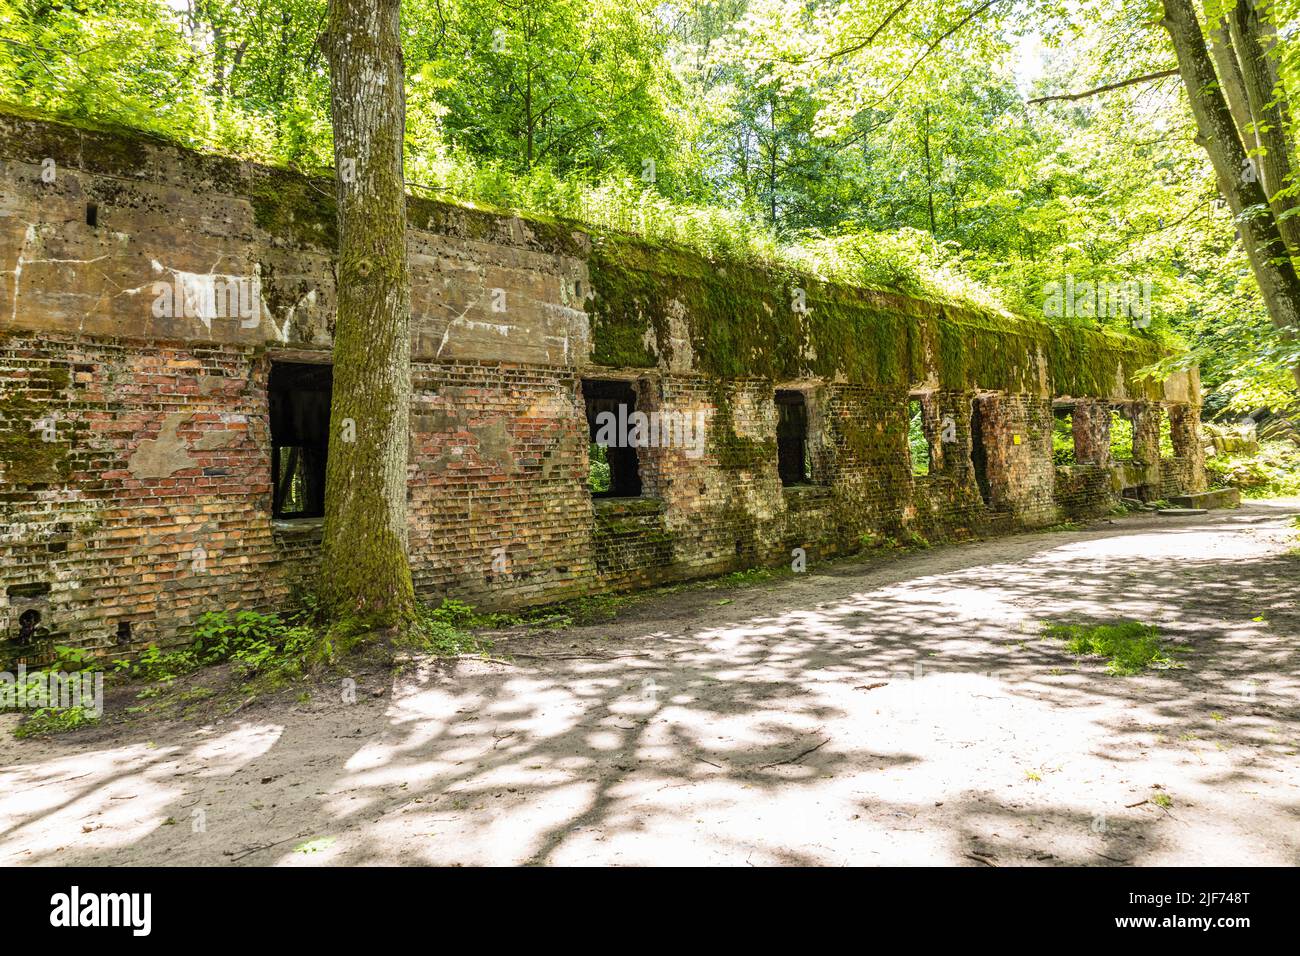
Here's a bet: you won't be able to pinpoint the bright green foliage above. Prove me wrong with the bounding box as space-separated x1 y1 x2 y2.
3 644 101 737
1159 413 1175 459
408 600 496 656
1110 410 1135 461
1206 440 1300 497
410 0 684 184
14 706 97 739
1052 413 1076 465
1044 620 1180 675
907 401 930 476
113 609 315 683
1 0 1294 422
588 443 611 493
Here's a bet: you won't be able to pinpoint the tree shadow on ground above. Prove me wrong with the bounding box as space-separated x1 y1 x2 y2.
2 503 1297 865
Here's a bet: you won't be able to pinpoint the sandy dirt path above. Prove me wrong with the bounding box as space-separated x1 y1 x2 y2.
2 500 1298 866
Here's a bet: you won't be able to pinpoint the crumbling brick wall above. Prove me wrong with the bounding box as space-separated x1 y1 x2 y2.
0 112 1206 659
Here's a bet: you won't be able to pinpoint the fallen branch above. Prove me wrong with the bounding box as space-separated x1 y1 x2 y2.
762 735 830 768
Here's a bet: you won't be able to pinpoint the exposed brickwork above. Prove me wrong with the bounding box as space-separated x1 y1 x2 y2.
0 113 1208 661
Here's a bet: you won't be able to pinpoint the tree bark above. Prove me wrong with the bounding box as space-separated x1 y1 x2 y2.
1225 0 1300 254
319 0 416 632
1207 12 1254 141
1162 0 1300 389
922 105 936 234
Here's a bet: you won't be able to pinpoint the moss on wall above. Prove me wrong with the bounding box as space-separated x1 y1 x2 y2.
706 381 777 470
0 391 69 485
250 170 339 250
586 232 1169 400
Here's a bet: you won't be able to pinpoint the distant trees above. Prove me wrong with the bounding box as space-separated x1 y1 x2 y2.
5 0 1298 408
412 0 682 182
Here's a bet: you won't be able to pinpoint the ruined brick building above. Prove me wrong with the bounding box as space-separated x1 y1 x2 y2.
0 111 1205 658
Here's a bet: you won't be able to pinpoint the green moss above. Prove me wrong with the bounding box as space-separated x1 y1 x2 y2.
410 195 589 258
706 381 777 470
586 231 1170 400
0 390 69 485
250 170 338 250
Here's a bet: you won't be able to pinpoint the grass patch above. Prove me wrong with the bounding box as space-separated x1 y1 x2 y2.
719 567 777 587
1043 620 1182 675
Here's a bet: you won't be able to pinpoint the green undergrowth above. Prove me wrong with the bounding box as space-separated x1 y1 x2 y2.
2 644 102 738
1205 439 1300 498
1043 620 1185 675
118 609 316 686
13 706 97 739
1041 521 1082 532
7 599 507 738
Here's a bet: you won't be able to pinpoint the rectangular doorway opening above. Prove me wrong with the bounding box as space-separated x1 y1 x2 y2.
269 361 333 519
907 398 931 476
1110 407 1135 461
970 398 992 506
583 379 642 498
776 390 810 485
1052 405 1076 465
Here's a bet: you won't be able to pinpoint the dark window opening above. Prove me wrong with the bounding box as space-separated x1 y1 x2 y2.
17 609 41 642
908 398 931 476
776 390 810 485
1052 405 1076 465
269 362 333 518
971 399 992 506
116 621 132 644
85 203 98 227
583 379 642 498
1110 407 1135 461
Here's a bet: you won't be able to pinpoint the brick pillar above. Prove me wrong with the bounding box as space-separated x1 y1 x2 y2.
1071 401 1106 465
1132 403 1160 466
1168 403 1207 493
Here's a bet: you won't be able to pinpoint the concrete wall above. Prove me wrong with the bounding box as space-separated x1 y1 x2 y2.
0 113 1205 660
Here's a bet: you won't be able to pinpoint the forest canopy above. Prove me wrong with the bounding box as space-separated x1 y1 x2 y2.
4 0 1299 414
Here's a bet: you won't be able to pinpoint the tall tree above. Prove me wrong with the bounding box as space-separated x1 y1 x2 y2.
1161 0 1300 388
319 0 416 636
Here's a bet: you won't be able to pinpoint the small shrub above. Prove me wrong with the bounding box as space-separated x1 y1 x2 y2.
426 599 478 628
407 602 493 657
14 706 97 739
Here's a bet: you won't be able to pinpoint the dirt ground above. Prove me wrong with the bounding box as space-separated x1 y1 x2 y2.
2 500 1298 867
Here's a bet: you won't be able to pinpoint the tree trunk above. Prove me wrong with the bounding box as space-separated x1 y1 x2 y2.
1207 12 1254 143
1225 0 1300 255
1162 0 1300 389
319 0 416 633
922 105 936 234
